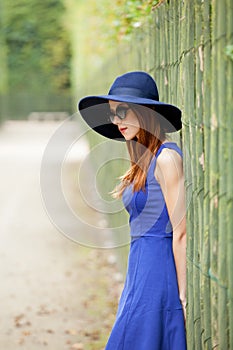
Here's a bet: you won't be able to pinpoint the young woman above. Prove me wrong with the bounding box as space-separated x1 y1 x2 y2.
78 71 187 349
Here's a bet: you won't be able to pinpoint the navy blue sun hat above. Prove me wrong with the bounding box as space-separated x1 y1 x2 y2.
78 71 182 140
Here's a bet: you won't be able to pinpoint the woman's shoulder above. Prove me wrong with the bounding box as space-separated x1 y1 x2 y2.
154 143 183 183
157 147 182 166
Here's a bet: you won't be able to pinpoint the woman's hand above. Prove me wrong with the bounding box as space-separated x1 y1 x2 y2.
181 299 186 320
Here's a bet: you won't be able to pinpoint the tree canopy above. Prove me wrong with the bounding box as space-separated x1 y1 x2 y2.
2 0 71 94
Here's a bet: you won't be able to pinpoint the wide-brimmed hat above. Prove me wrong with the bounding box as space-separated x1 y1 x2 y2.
78 71 182 141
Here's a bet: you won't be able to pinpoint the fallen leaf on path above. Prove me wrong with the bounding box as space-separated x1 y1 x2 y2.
70 343 84 350
90 329 100 341
37 305 55 316
15 314 25 322
46 329 54 334
65 329 77 335
22 330 31 336
14 314 31 328
18 337 25 345
84 329 100 341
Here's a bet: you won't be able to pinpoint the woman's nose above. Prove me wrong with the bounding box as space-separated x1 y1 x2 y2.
112 115 122 125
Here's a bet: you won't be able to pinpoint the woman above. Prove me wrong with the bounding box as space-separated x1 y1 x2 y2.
78 71 187 349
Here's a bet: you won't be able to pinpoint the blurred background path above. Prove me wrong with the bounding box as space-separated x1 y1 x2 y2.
0 120 122 350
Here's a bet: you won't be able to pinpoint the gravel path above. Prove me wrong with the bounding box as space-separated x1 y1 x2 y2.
0 120 122 350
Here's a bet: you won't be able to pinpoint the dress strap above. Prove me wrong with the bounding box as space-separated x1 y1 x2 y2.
156 142 183 159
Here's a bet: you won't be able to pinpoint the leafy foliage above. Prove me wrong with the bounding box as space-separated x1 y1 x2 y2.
64 0 159 94
2 0 71 94
98 0 159 43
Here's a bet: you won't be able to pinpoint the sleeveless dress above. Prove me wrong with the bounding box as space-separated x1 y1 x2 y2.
105 142 187 350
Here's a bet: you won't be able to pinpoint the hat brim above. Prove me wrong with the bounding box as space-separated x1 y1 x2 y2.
78 95 182 141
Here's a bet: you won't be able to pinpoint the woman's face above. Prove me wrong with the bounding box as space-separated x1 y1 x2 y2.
109 100 140 141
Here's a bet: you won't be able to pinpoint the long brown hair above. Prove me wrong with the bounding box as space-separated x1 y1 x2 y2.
112 104 167 198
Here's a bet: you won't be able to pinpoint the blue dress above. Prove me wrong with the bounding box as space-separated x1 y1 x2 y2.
105 142 187 350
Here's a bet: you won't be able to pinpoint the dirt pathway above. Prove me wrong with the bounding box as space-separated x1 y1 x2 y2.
0 120 122 350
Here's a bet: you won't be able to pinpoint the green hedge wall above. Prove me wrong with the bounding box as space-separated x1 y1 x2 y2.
75 0 233 348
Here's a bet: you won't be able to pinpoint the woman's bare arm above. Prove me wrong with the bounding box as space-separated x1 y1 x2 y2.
154 148 187 317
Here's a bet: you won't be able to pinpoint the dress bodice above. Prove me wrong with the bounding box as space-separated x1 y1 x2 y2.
122 142 183 240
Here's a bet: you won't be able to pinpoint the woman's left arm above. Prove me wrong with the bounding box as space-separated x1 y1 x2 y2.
155 149 187 316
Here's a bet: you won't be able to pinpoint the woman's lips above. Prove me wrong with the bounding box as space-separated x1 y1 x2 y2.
119 127 128 133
